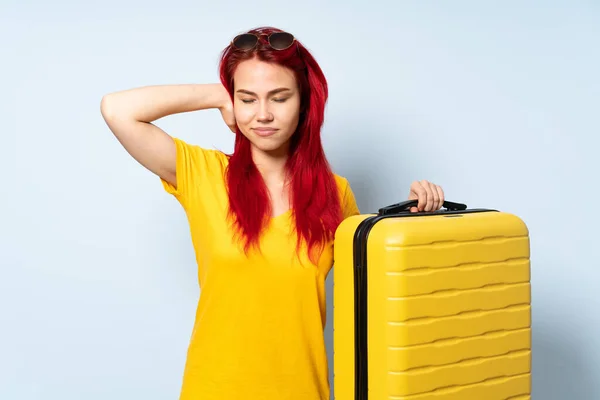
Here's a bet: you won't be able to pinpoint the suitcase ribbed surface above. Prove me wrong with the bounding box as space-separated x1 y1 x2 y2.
333 210 531 400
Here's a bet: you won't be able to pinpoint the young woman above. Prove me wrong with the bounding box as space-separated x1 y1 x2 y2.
100 26 445 400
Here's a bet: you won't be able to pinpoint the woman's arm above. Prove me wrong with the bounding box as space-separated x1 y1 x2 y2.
100 83 232 188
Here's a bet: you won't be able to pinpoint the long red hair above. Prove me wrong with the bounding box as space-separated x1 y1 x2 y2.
218 26 343 264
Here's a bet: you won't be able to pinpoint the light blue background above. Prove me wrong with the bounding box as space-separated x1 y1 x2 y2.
3 1 599 399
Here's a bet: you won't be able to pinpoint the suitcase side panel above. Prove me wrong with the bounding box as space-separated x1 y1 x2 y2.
368 211 531 399
366 233 390 399
333 214 373 400
386 374 531 400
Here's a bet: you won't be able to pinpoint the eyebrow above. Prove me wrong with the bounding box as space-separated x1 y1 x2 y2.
235 87 292 96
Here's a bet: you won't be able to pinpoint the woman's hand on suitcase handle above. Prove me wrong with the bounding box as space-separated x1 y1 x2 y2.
408 180 445 212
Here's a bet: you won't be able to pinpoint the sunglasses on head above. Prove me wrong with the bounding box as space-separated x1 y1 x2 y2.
231 31 296 51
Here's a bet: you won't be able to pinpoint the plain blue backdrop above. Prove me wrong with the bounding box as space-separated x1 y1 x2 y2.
3 1 599 399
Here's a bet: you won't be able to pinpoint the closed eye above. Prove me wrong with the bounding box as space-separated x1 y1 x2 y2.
239 97 288 104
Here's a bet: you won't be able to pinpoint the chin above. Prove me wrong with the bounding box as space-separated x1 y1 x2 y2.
245 136 287 153
240 130 285 150
252 141 287 153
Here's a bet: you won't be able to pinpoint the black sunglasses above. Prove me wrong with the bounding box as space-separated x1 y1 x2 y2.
231 32 296 51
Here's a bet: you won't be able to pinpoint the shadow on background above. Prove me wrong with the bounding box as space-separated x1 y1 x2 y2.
532 320 598 400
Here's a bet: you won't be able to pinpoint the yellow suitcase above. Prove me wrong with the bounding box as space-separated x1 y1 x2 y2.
333 200 531 399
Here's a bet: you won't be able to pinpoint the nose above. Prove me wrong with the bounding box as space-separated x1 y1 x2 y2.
256 100 274 122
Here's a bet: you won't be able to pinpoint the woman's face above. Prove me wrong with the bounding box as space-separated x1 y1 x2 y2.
232 58 301 155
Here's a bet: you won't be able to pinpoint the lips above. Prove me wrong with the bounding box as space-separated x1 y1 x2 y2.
252 128 279 137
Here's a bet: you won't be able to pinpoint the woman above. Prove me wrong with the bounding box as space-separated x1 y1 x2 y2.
100 26 445 400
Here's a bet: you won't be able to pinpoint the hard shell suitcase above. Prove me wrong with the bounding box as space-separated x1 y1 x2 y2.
333 200 531 400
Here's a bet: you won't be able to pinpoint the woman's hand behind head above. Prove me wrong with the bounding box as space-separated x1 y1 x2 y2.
217 84 237 133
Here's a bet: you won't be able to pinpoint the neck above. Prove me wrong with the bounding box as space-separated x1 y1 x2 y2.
251 145 290 185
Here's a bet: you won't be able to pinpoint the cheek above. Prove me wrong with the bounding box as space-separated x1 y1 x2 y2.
280 103 301 129
233 105 254 125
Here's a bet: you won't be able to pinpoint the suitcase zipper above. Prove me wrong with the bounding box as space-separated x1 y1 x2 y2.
353 215 380 400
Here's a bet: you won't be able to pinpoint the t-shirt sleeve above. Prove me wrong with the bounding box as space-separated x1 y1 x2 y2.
340 178 361 219
160 136 225 210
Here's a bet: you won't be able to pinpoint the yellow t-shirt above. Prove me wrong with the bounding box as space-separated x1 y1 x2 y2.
161 137 360 400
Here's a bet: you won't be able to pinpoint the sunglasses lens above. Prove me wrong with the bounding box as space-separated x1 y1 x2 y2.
233 34 258 49
269 32 294 50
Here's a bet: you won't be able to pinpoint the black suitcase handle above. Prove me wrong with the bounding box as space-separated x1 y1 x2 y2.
378 200 467 215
